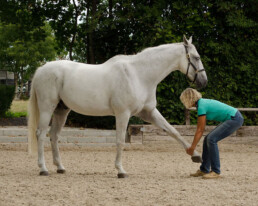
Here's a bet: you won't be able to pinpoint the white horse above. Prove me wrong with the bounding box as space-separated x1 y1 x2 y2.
28 36 207 177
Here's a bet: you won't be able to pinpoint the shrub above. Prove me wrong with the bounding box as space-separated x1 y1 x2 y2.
0 85 15 117
66 111 116 129
66 111 145 129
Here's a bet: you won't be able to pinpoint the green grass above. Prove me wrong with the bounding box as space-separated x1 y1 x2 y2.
5 100 28 117
5 111 27 118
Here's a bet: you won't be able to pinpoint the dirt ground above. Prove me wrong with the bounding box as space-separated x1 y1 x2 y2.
0 140 257 206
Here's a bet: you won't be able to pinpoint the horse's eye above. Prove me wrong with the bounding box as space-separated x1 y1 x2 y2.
195 57 200 61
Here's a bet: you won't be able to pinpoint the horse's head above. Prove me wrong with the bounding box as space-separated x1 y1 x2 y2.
179 35 208 89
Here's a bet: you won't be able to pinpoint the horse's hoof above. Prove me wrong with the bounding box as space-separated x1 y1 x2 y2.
57 169 66 174
39 171 49 176
117 173 128 178
191 156 203 163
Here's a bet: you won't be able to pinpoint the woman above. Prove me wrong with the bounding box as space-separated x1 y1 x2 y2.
180 88 244 179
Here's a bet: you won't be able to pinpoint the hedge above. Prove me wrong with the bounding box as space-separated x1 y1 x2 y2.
0 85 15 117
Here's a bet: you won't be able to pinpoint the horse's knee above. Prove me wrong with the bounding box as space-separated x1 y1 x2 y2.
116 142 125 150
36 129 46 142
50 134 60 143
37 128 48 136
36 129 41 139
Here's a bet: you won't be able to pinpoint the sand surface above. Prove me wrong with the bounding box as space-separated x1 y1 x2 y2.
0 140 257 206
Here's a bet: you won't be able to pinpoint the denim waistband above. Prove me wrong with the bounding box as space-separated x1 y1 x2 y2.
231 110 244 125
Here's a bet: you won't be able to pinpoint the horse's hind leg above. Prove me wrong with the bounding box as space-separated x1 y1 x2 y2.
36 95 59 176
37 109 55 176
49 105 70 174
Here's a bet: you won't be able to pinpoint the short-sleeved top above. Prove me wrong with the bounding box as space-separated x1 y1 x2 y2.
197 98 237 122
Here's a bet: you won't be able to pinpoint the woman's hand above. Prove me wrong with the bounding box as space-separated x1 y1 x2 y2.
186 145 195 156
186 115 206 156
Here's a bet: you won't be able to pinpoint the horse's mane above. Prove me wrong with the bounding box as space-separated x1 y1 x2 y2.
105 42 183 64
139 42 182 54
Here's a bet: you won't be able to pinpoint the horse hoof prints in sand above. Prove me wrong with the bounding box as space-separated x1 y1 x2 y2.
28 36 207 177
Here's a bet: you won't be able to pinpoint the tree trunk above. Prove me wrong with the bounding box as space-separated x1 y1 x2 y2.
109 0 113 19
88 33 95 64
14 73 19 100
86 0 96 64
69 0 79 61
20 67 24 99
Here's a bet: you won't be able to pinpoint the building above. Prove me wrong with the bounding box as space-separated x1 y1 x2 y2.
0 70 14 85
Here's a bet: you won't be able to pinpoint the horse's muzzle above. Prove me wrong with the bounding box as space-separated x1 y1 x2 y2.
196 78 208 89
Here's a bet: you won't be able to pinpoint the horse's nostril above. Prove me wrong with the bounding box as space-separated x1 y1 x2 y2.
204 79 208 87
201 80 208 88
196 79 208 89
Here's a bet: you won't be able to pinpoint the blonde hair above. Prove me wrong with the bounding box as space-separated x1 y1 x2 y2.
180 88 202 109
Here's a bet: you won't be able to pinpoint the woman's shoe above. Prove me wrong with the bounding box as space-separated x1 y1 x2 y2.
190 169 206 177
202 171 220 179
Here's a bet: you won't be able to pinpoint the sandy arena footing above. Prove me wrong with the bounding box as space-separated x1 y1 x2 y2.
0 133 257 206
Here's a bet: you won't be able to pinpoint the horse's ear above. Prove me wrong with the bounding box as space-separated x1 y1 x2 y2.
189 36 192 44
183 35 188 46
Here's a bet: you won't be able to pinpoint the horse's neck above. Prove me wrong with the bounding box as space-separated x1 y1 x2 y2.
132 44 183 88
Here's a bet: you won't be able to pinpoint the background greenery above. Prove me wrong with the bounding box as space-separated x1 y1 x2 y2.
0 0 257 126
0 85 15 116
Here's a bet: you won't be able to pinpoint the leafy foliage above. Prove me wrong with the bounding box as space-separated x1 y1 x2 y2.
0 0 257 126
0 85 15 117
67 113 116 129
0 22 58 83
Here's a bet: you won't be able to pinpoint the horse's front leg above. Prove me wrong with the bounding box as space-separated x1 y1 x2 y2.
138 108 202 163
115 112 130 178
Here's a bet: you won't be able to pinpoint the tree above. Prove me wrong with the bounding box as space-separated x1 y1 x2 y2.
42 0 83 61
0 22 58 97
1 0 256 125
0 0 47 42
45 0 258 125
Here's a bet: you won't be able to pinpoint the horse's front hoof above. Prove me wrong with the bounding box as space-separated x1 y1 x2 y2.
57 169 66 174
191 156 202 163
117 173 128 178
39 171 49 176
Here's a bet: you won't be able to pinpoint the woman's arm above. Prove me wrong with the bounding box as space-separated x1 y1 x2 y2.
186 115 206 156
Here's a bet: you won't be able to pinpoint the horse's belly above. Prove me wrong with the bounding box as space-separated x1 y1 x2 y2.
63 98 113 116
59 69 115 116
60 91 113 116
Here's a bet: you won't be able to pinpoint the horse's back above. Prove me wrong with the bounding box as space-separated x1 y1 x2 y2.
35 60 98 76
32 59 147 116
33 60 104 88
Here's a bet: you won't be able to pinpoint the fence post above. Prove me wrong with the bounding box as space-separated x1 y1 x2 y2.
185 108 190 125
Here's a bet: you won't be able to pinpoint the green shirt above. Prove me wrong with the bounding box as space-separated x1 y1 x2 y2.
197 98 237 122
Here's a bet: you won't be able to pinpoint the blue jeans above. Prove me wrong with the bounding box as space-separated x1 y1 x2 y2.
200 111 244 174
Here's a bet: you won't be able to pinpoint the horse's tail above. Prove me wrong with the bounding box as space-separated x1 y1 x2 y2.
28 83 39 155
